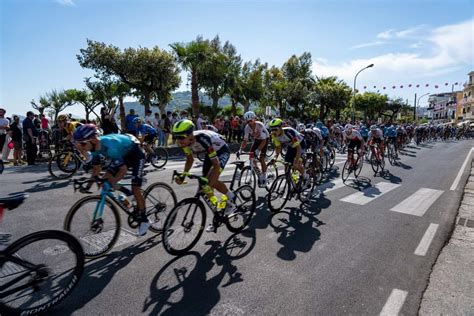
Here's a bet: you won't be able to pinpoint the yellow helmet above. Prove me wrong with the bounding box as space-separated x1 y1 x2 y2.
57 114 68 122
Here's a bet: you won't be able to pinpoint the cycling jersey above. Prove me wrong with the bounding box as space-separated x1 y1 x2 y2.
304 128 323 142
344 130 363 141
332 125 342 135
181 130 227 159
137 123 157 137
368 129 383 140
385 126 397 138
65 121 81 136
320 126 330 138
359 127 369 138
244 121 269 140
272 127 303 148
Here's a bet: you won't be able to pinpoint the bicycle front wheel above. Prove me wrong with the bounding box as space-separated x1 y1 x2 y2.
267 174 290 213
64 195 121 259
48 151 79 179
238 166 256 190
370 152 380 174
354 156 364 178
150 147 168 169
162 198 206 256
0 230 84 315
143 182 177 233
226 185 256 232
341 160 352 182
265 162 279 192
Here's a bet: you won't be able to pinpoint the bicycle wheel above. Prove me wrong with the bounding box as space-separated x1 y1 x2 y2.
197 152 206 162
266 143 275 158
264 162 279 192
0 230 84 315
64 195 121 259
320 153 328 172
48 151 79 179
370 152 380 174
267 174 290 213
150 147 168 169
226 185 256 232
328 147 336 168
299 173 317 203
162 198 206 256
341 160 352 182
238 166 256 190
143 182 177 233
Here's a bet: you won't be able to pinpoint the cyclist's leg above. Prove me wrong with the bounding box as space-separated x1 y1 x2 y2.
204 146 231 196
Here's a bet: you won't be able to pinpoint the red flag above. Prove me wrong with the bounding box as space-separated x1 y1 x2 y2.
408 84 412 87
416 84 420 88
392 86 396 89
435 85 438 88
426 84 429 87
400 85 403 88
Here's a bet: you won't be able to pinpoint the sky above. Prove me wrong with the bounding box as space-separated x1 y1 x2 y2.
1 0 473 118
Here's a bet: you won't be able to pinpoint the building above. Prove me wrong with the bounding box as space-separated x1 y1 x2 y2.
460 71 474 121
427 92 458 123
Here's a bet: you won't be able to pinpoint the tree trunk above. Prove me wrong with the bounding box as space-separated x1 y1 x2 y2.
119 96 126 130
85 107 90 122
143 93 151 114
278 101 285 117
231 99 237 116
335 109 341 120
191 69 200 116
319 104 325 121
243 99 250 112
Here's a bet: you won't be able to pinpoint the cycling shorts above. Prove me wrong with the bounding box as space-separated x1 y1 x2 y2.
284 140 306 164
107 144 146 187
250 139 268 159
202 144 230 177
347 139 362 152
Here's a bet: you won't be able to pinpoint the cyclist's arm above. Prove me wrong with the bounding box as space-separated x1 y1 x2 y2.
295 144 302 163
272 136 281 159
182 147 194 173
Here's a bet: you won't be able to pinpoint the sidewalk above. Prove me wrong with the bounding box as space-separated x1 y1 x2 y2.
419 159 474 315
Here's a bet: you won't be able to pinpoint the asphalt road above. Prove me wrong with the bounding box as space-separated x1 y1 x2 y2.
1 139 473 315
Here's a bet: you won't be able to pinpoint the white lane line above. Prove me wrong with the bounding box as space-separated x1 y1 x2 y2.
390 188 444 217
380 289 408 316
414 223 439 256
318 178 345 193
340 182 401 205
450 147 474 191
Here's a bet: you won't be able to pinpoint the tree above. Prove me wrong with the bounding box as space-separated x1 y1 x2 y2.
311 76 352 121
238 60 265 112
353 92 388 121
30 95 51 116
382 97 410 123
77 40 181 113
170 36 212 116
47 89 74 122
262 66 287 116
67 88 101 121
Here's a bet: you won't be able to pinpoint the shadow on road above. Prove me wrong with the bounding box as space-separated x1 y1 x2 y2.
143 231 255 315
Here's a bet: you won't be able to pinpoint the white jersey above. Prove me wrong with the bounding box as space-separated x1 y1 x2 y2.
343 129 363 142
244 121 269 140
181 130 227 157
368 128 383 140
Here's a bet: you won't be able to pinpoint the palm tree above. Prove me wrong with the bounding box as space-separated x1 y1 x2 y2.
170 36 211 116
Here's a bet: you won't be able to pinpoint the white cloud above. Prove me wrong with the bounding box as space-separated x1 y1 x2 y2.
409 41 423 49
350 40 386 50
376 29 395 39
314 19 474 86
376 25 425 40
55 0 75 6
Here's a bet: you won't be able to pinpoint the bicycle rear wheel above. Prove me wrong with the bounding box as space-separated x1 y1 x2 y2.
150 147 168 169
265 162 279 192
162 198 206 256
226 185 256 232
143 182 177 233
64 195 121 259
267 174 290 213
0 230 84 315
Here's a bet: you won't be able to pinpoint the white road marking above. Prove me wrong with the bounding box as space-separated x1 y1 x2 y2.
340 182 401 205
450 147 474 191
390 188 444 217
414 223 439 256
380 289 408 316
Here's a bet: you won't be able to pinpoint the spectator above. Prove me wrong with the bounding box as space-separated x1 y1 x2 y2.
9 115 22 165
157 113 165 146
163 113 171 146
144 110 153 126
33 114 41 129
40 114 49 130
23 111 39 165
0 108 9 155
100 107 115 135
180 110 188 120
196 114 205 130
224 117 230 142
236 117 244 143
231 116 239 142
125 109 138 135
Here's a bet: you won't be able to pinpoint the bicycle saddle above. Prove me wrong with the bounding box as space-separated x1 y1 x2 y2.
0 193 28 210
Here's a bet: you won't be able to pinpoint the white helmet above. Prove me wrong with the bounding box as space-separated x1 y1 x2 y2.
344 124 353 134
296 123 305 132
243 111 257 121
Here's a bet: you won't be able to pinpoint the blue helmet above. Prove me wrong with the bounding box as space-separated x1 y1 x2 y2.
315 121 323 128
73 124 98 142
133 117 142 124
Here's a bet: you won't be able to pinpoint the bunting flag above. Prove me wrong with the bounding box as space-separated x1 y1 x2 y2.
360 80 465 90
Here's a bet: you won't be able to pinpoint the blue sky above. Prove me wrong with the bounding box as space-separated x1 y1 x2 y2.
1 0 473 117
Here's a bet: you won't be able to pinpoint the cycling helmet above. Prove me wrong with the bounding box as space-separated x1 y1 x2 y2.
172 119 195 136
344 124 353 133
370 124 378 131
315 121 323 128
133 117 142 124
269 118 283 128
57 114 68 122
243 111 257 121
296 123 305 132
73 124 98 142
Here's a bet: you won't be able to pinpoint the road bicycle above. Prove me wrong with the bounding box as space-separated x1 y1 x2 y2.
144 142 168 169
266 160 317 213
64 177 176 259
369 141 385 174
303 149 324 184
320 143 336 172
341 149 364 182
48 144 86 179
386 140 398 166
0 193 84 315
234 151 279 191
162 170 256 256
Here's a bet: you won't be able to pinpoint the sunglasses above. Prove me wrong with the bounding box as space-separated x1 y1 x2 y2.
175 135 188 140
77 141 90 147
270 128 279 132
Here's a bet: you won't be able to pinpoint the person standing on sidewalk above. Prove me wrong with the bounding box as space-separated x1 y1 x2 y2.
22 111 39 165
125 109 138 135
9 115 22 165
0 108 9 156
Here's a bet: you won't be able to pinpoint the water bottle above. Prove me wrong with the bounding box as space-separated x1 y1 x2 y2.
209 195 219 207
291 171 299 183
217 195 228 210
118 193 132 209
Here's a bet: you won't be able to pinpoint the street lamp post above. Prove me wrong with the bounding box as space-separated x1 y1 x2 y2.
416 92 430 122
352 64 374 122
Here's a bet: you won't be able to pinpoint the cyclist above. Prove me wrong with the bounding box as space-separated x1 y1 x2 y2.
171 119 235 232
316 121 330 147
343 124 365 163
134 117 158 156
385 124 398 155
72 124 149 236
57 114 82 142
239 111 270 187
359 123 369 143
269 118 309 186
297 123 323 155
368 125 385 157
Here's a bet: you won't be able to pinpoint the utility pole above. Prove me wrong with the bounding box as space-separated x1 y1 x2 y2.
414 93 417 121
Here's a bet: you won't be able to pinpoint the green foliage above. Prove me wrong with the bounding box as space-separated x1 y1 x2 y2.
47 89 74 122
221 104 243 117
30 95 51 116
353 92 388 120
311 76 352 121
